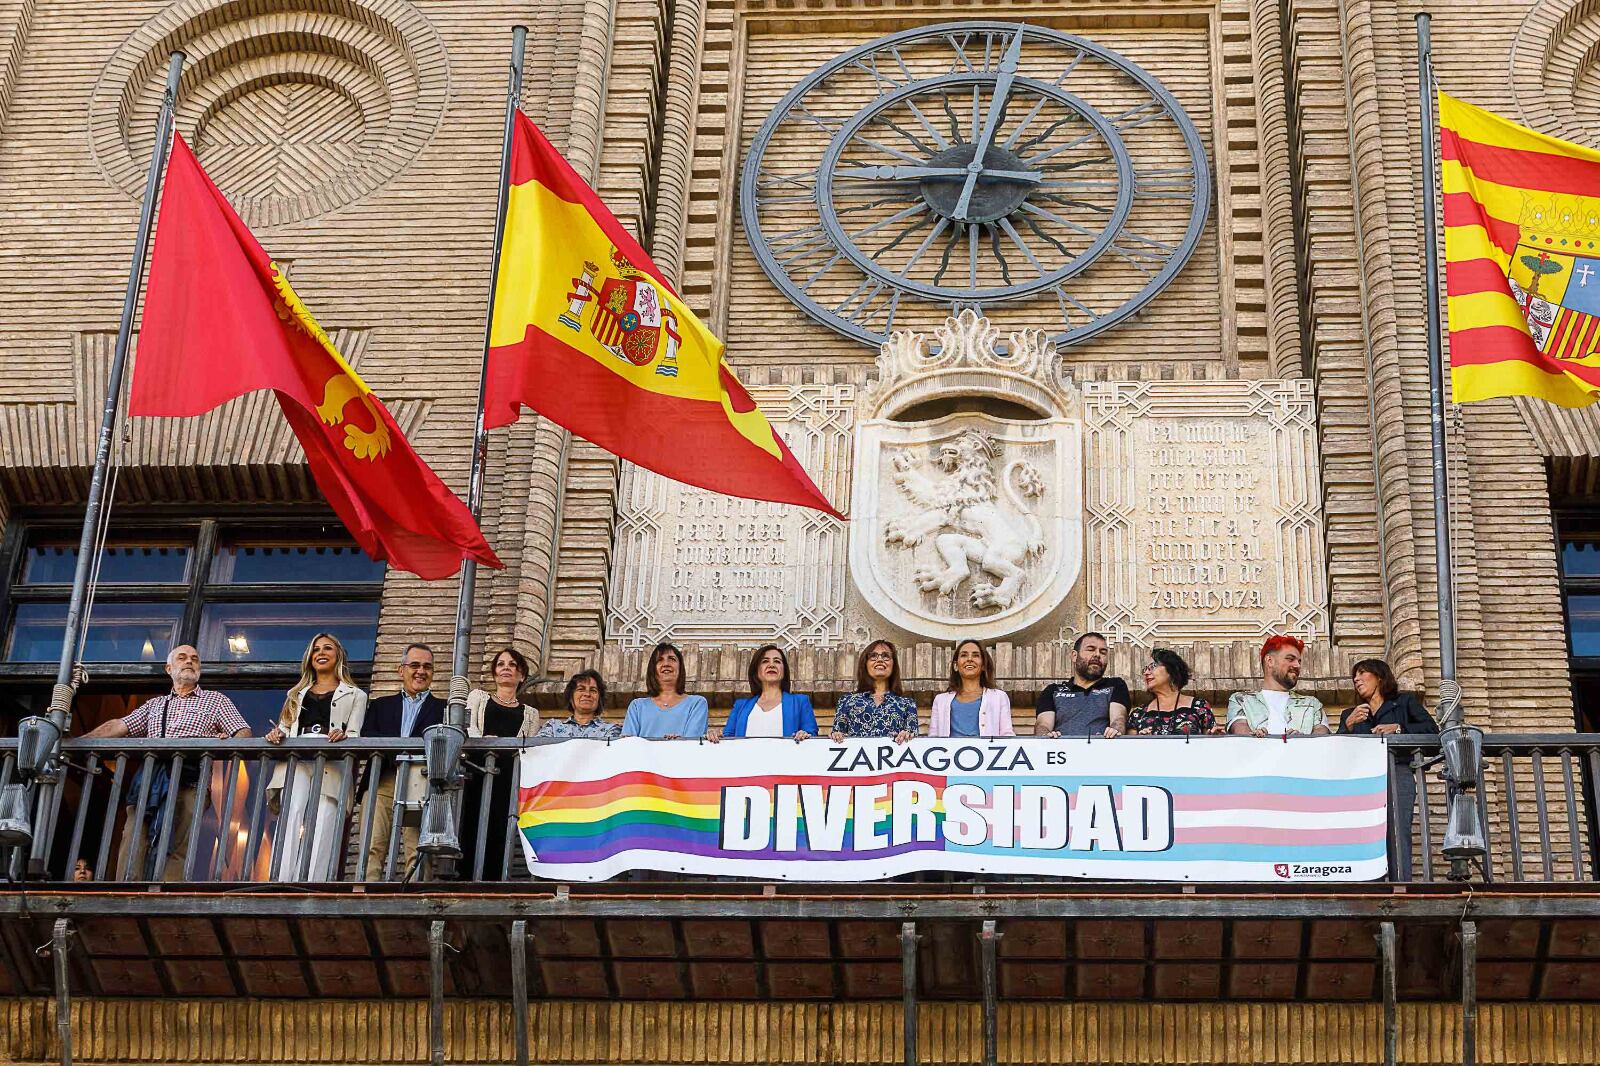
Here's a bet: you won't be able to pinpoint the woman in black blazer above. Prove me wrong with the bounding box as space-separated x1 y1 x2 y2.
1339 658 1438 880
1339 661 1439 737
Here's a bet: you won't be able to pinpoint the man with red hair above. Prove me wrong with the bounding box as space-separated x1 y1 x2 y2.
1227 636 1329 737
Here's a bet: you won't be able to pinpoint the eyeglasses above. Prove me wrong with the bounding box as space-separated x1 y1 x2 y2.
404 661 434 671
867 651 894 662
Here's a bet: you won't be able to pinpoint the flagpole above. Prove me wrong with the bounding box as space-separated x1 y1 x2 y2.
451 21 526 719
1416 13 1463 726
419 26 526 865
1 51 186 859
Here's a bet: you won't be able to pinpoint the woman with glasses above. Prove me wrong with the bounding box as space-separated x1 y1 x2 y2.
1127 649 1221 735
266 633 368 881
929 640 1014 738
622 642 709 739
829 640 918 744
710 644 817 741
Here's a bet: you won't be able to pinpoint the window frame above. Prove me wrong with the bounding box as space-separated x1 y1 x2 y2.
0 507 383 685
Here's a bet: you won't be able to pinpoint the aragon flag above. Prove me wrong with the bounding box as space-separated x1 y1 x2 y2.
1441 92 1600 406
130 134 502 579
485 110 841 517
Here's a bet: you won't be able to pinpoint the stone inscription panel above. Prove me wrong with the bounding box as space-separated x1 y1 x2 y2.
1084 380 1328 644
606 378 853 648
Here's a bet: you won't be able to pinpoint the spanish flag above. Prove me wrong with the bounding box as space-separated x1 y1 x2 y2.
486 110 841 516
1442 92 1600 406
131 134 503 579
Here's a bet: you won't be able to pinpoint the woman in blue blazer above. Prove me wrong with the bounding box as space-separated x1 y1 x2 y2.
709 644 818 741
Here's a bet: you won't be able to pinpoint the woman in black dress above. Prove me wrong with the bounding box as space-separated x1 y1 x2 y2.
460 647 540 880
1127 649 1223 735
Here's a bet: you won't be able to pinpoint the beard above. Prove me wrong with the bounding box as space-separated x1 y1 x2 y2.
1270 667 1299 690
1075 658 1106 682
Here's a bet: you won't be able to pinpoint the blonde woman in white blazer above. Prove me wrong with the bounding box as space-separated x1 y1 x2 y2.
928 640 1016 738
266 634 368 881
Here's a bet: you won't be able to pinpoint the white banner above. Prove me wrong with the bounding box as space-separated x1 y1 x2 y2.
516 736 1390 882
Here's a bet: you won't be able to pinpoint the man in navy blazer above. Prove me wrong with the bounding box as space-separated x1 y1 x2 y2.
363 643 447 880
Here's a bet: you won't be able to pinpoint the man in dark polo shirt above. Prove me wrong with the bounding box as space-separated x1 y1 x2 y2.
1034 632 1130 739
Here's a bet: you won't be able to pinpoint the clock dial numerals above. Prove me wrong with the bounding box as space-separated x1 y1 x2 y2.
742 21 1211 349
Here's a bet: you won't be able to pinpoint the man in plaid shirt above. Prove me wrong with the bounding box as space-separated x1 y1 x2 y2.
86 645 249 880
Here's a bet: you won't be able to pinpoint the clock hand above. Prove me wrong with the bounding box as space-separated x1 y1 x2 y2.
835 165 971 181
953 29 1026 221
835 164 1044 185
979 169 1045 184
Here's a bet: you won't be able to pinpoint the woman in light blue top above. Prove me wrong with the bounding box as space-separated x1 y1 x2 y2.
622 642 709 739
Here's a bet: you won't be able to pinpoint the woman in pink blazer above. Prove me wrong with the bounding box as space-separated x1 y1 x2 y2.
928 640 1015 738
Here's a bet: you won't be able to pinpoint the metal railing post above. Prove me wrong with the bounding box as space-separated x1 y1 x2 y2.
510 920 530 1066
899 921 919 1066
429 920 447 1066
1460 920 1478 1066
979 920 999 1066
1379 921 1397 1066
52 919 72 1066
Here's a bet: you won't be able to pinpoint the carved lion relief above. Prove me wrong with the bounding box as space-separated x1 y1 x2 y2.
849 310 1083 641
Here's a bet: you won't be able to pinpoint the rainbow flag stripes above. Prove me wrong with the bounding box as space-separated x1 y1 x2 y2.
516 738 1389 882
1441 92 1600 406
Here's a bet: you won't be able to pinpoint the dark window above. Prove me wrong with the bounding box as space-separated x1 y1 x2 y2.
1557 506 1600 731
0 516 385 692
210 540 385 585
198 601 380 663
22 541 192 585
5 602 185 663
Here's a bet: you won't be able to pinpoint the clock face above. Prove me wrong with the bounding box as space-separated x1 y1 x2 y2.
741 22 1211 349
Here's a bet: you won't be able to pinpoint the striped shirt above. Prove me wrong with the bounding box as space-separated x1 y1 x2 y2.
120 687 248 738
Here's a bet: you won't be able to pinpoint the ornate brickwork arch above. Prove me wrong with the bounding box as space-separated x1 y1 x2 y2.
88 0 449 228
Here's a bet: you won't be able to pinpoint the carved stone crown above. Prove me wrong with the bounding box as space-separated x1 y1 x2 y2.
862 309 1077 420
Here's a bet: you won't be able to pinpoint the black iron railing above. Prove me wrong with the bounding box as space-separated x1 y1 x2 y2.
0 733 1594 885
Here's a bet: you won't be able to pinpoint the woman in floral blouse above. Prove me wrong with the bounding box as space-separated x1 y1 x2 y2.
829 640 918 744
1128 648 1222 735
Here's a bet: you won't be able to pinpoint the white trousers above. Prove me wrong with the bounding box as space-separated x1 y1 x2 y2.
275 761 350 881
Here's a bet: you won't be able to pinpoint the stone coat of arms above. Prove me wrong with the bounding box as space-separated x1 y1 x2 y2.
849 311 1083 641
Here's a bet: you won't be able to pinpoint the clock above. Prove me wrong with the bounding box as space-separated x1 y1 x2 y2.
740 21 1211 349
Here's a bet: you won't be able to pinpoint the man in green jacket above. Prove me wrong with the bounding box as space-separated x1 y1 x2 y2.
1227 635 1329 737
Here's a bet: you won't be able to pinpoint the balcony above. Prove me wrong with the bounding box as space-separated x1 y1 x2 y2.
0 733 1597 1066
